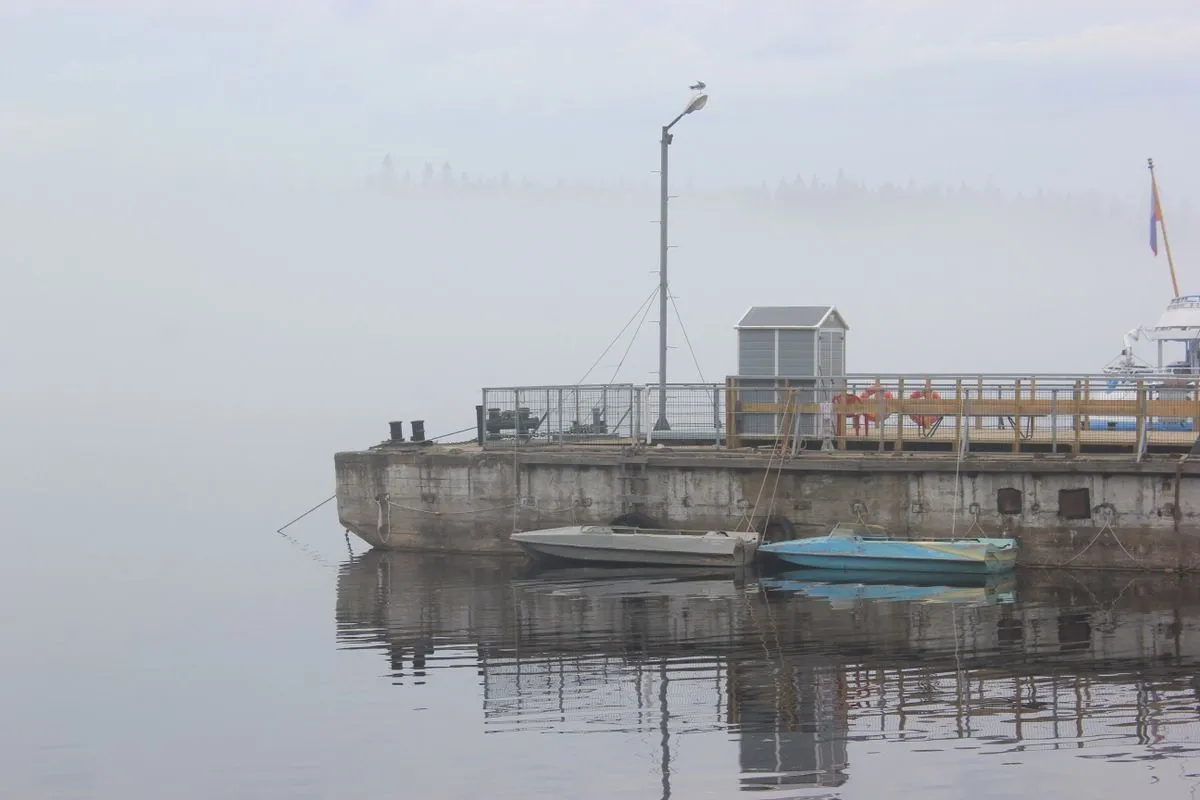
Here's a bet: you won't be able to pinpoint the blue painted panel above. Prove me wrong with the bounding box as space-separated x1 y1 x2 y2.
758 532 1017 575
764 553 998 575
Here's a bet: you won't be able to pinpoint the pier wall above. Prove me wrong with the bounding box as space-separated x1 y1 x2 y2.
334 445 1200 570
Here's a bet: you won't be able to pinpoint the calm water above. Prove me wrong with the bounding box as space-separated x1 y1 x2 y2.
6 482 1200 799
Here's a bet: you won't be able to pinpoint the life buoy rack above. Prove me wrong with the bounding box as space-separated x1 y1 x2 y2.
908 390 943 430
831 387 896 435
859 386 895 431
831 392 864 435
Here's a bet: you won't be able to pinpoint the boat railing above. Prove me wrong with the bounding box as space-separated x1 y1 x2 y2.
601 525 754 537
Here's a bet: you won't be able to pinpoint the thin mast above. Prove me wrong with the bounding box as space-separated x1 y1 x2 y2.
1149 157 1180 298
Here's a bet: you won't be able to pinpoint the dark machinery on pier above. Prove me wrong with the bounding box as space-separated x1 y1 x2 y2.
484 407 542 436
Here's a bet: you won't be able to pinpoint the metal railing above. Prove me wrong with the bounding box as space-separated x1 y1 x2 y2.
480 374 1200 456
480 385 642 445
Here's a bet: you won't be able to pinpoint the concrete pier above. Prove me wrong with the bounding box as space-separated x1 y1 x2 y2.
334 443 1200 570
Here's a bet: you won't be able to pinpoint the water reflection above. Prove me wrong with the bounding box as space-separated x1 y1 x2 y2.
336 553 1200 794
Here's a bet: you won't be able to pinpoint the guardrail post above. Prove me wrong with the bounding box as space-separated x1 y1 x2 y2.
1136 380 1147 461
962 389 971 454
1012 378 1022 454
725 378 738 449
877 377 886 452
637 385 644 442
1080 383 1089 455
557 388 564 445
1050 388 1058 454
975 377 984 430
712 385 721 447
1194 378 1200 434
1083 377 1092 431
514 388 521 447
481 388 488 446
953 378 962 452
601 385 608 444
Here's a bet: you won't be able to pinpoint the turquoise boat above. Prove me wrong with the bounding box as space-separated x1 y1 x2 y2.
757 522 1018 575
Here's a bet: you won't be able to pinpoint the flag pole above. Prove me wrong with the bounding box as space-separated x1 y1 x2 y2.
1149 157 1180 298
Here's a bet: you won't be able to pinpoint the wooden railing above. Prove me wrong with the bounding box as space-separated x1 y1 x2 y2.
724 375 1200 456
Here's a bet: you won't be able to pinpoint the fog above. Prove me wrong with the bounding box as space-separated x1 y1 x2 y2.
5 164 1198 450
0 2 1197 548
4 3 1199 467
4 4 1200 797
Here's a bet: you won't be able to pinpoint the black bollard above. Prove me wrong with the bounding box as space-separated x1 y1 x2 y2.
389 421 405 442
411 420 426 442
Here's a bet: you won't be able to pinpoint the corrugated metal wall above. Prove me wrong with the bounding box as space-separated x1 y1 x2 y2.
778 330 816 376
738 330 776 376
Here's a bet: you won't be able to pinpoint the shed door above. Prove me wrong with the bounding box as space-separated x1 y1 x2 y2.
822 330 845 376
818 331 835 376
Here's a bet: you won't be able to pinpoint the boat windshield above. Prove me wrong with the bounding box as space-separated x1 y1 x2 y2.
831 522 891 539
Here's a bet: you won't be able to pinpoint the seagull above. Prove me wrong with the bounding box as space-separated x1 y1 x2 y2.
689 81 706 91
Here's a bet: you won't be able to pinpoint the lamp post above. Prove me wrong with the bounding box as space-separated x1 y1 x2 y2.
654 86 709 433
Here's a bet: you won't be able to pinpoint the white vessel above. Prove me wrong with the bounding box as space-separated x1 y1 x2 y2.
1095 160 1196 433
1096 298 1200 433
509 525 759 567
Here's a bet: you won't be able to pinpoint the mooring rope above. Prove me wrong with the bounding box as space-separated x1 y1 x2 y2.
274 493 338 568
741 391 795 538
1053 506 1149 570
276 494 335 533
951 389 967 539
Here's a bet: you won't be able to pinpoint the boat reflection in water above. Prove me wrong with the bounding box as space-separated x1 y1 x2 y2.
761 569 1019 607
336 551 1200 795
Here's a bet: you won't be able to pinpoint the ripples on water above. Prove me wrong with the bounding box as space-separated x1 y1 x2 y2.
337 555 1200 798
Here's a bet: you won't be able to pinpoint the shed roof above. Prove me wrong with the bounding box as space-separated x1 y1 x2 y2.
735 306 848 330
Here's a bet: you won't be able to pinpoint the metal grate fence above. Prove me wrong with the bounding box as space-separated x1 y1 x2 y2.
479 374 1200 456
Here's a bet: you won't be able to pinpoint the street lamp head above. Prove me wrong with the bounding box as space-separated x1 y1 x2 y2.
684 92 708 115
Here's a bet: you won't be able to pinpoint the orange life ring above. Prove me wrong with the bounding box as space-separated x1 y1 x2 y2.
909 390 943 429
832 392 864 435
859 386 895 426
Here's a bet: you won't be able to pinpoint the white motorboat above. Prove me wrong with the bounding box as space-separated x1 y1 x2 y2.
509 525 759 568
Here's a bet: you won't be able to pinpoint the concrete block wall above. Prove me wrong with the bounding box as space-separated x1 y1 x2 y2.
335 446 1200 569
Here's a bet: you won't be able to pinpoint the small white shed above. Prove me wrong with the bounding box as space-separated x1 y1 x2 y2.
733 306 849 439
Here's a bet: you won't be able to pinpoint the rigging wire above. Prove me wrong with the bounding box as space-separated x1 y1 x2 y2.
607 287 658 386
668 290 706 383
575 286 659 386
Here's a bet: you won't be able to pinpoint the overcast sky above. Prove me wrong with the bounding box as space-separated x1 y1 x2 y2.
3 0 1199 192
4 0 1200 444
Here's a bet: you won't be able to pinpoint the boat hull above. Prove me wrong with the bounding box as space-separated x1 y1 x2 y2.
764 551 1014 575
759 527 1018 575
510 526 758 568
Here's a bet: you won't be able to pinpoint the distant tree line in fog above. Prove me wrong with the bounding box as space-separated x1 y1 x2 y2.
365 155 1196 224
